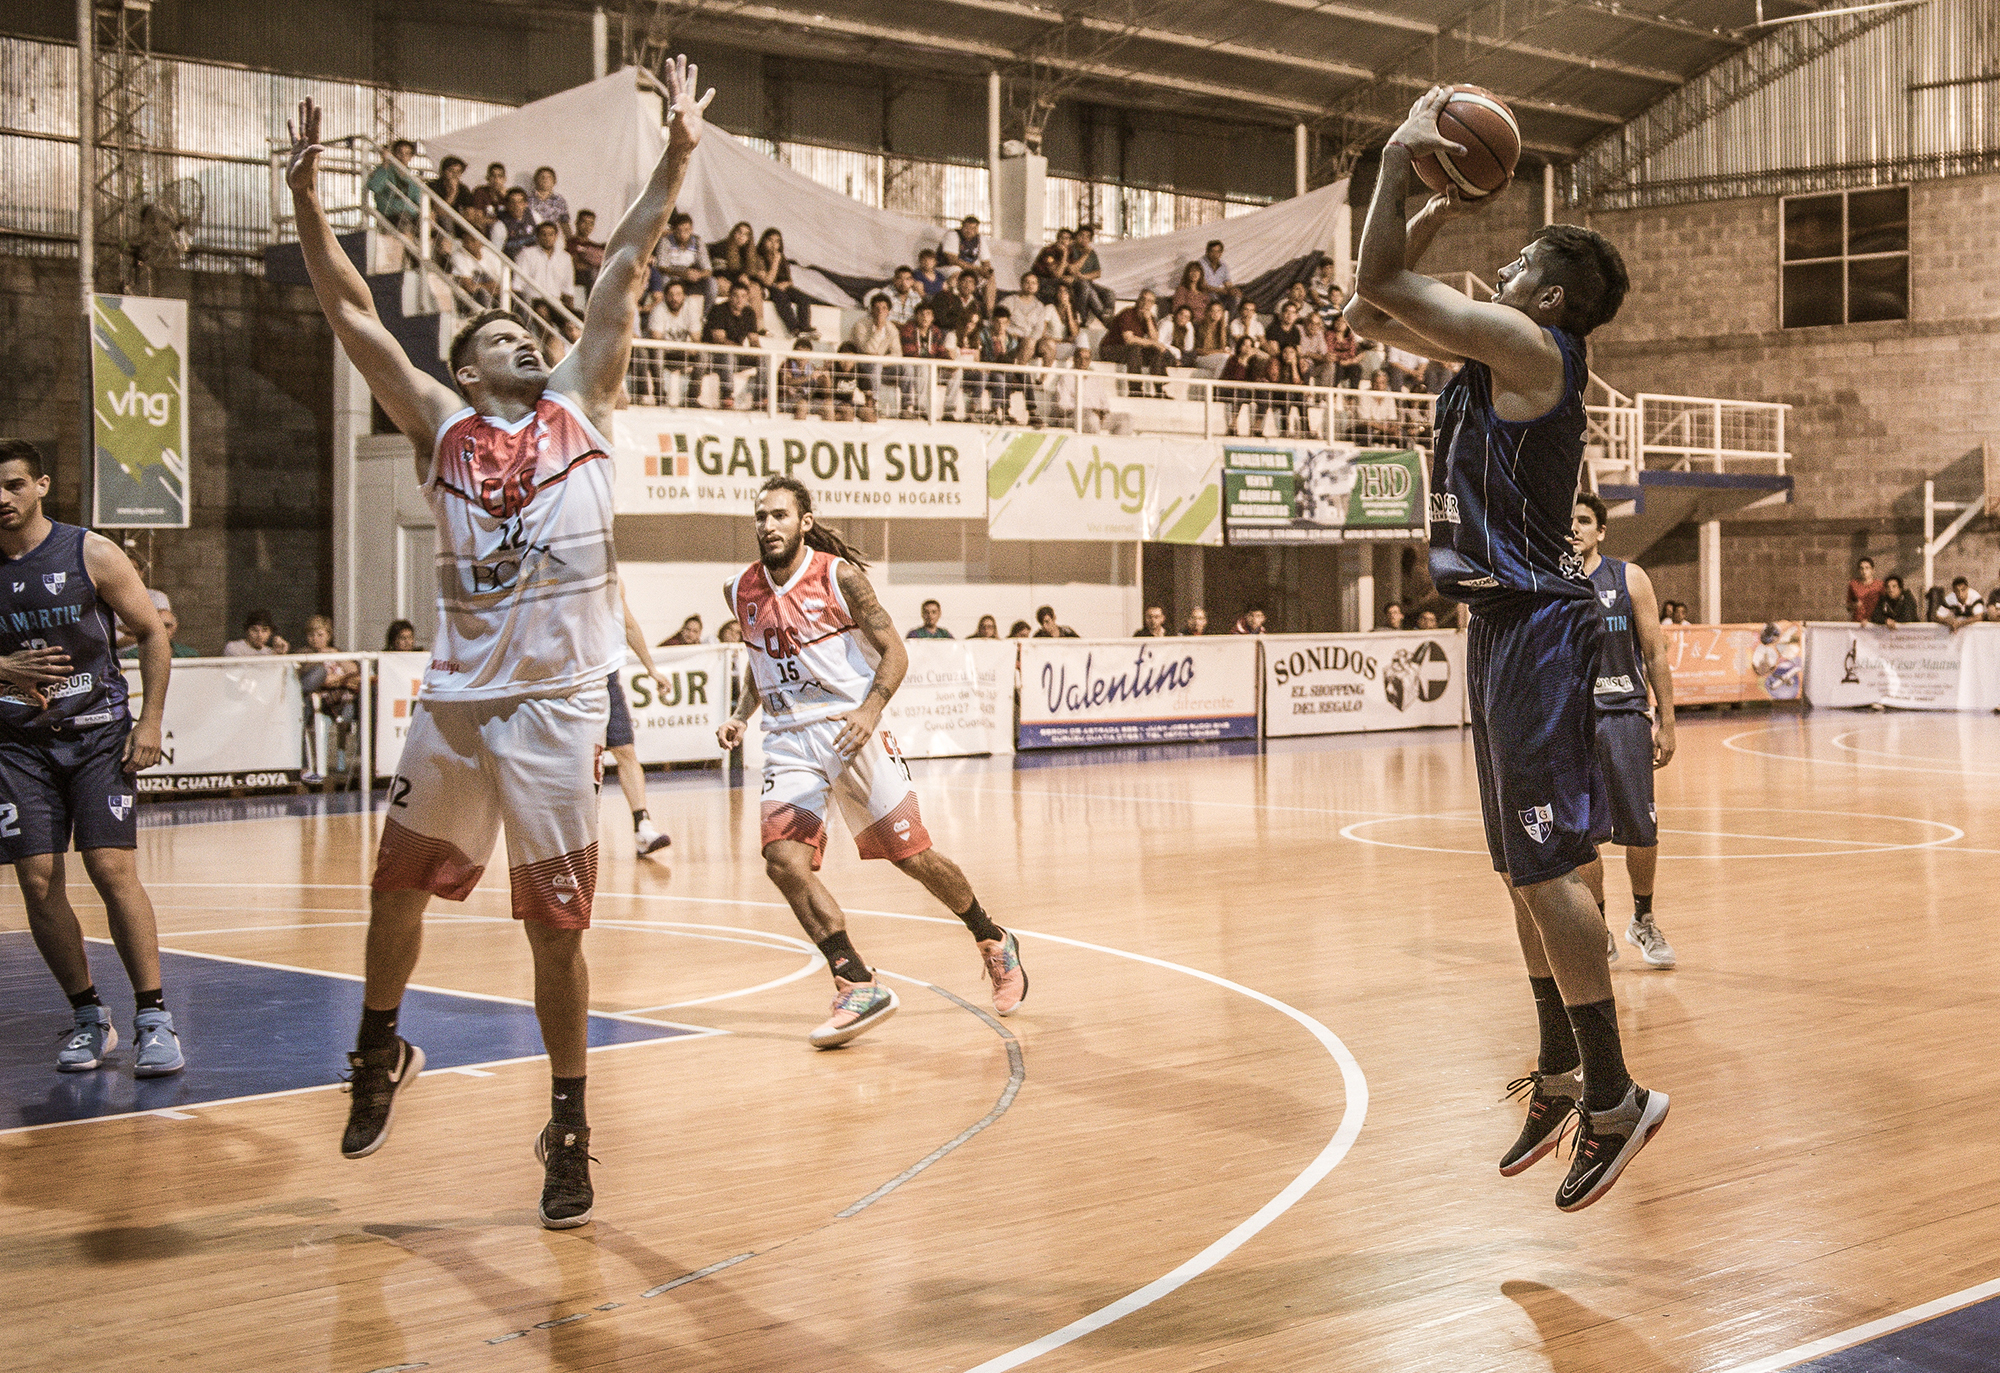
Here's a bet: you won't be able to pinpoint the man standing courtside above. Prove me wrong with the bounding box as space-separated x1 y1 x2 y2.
1572 492 1678 969
1347 87 1666 1211
0 439 181 1078
716 477 1027 1046
285 56 714 1228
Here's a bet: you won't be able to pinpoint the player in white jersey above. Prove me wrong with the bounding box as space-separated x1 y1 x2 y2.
286 57 714 1228
716 476 1028 1047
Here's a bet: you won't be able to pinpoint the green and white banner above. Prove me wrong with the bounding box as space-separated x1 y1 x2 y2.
985 430 1222 545
90 294 190 528
1223 443 1424 545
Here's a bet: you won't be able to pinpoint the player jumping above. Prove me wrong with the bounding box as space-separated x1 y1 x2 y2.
286 56 713 1228
1571 492 1677 969
715 477 1026 1046
1347 87 1667 1211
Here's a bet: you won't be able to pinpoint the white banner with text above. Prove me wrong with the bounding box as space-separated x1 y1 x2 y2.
1803 622 2000 710
1017 637 1259 748
132 659 304 793
1262 631 1466 737
881 638 1016 758
985 430 1223 544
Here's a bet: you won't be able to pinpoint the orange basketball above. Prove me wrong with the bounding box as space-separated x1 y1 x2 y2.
1411 85 1521 199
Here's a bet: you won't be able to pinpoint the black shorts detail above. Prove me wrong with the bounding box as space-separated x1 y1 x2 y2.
0 720 138 860
1589 711 1658 849
605 671 635 749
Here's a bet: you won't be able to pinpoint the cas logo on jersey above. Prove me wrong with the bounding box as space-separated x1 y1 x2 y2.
1518 803 1553 844
743 603 758 627
42 572 66 595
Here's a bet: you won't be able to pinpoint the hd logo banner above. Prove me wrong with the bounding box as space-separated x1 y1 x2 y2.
1262 630 1465 737
90 295 190 528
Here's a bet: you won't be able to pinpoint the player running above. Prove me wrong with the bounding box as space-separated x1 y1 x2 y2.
1348 87 1666 1211
0 440 181 1079
716 477 1026 1046
285 56 713 1228
1572 492 1677 969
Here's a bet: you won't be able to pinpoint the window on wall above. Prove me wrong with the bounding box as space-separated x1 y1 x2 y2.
1781 187 1909 328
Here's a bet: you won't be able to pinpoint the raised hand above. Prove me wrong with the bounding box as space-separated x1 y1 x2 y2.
664 54 716 153
1391 86 1468 161
286 98 325 194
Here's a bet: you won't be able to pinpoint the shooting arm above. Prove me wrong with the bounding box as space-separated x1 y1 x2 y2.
837 563 908 711
1343 194 1466 364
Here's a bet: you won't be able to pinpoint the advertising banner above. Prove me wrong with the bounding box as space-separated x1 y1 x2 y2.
614 411 982 519
1262 631 1464 737
90 294 191 528
131 660 302 793
1222 443 1424 545
1803 623 1970 709
624 645 738 764
1017 636 1258 748
884 639 1015 758
985 431 1222 544
1662 622 1803 705
373 651 430 777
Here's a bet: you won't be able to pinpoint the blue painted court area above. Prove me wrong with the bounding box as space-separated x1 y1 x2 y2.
1790 1297 2000 1372
0 931 698 1131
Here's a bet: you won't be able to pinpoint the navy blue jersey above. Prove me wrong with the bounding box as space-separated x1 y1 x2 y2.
1588 556 1650 713
1427 326 1595 613
0 522 130 740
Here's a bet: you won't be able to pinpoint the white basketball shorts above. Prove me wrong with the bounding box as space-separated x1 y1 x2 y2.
759 719 931 870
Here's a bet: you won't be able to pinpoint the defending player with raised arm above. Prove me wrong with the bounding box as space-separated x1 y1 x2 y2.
717 476 1027 1047
287 58 714 1229
1571 492 1678 969
1351 88 1667 1213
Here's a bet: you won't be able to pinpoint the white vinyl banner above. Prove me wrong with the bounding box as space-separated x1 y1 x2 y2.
883 639 1016 758
132 660 304 793
614 411 983 519
1262 631 1466 737
985 430 1223 544
1802 622 2000 710
1017 636 1259 748
624 645 738 764
374 651 431 777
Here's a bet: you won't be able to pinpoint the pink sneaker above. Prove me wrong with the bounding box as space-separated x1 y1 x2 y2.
978 930 1029 1016
809 976 898 1048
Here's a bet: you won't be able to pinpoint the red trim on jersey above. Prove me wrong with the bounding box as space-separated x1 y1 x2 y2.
432 395 609 519
854 793 932 863
372 817 484 900
509 843 599 929
761 801 829 869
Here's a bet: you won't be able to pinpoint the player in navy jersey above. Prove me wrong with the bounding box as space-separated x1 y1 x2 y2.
1347 87 1666 1211
0 439 182 1077
1572 493 1677 968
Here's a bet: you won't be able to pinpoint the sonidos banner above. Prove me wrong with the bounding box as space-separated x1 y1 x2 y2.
90 295 190 528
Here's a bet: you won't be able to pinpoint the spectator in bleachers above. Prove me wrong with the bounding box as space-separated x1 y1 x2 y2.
705 280 766 410
1170 262 1209 320
1416 610 1440 630
1198 239 1241 311
870 266 926 326
1033 605 1079 638
781 338 826 419
446 223 501 308
1272 345 1309 435
297 615 359 785
718 619 744 643
383 620 419 651
119 604 198 659
1310 259 1345 318
829 343 873 422
912 248 947 298
750 229 813 338
972 615 1000 639
1030 242 1079 339
1870 576 1918 627
907 600 953 639
1194 299 1232 375
224 610 289 657
1298 309 1330 380
848 296 904 412
517 220 579 321
1102 289 1171 394
1067 225 1114 329
1283 281 1314 321
1219 335 1262 435
1134 606 1170 637
1846 557 1883 623
940 215 996 310
525 166 571 231
710 221 765 319
1377 603 1407 632
1051 345 1110 430
900 303 948 413
1936 576 1983 627
1008 620 1034 639
1385 345 1426 392
1005 273 1063 368
1164 304 1199 367
656 212 717 309
1352 332 1386 382
970 306 1032 423
1357 372 1399 442
1229 298 1266 350
1268 300 1305 355
568 210 605 295
643 279 706 404
931 270 984 337
659 615 705 646
1326 316 1362 387
1422 358 1455 393
468 160 511 228
1182 605 1210 636
1232 607 1268 635
490 187 537 258
430 155 475 224
366 138 423 234
940 304 985 419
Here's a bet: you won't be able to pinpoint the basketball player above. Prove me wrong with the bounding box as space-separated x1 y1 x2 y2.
0 439 182 1078
611 592 671 857
1348 86 1666 1211
285 56 714 1228
1572 493 1677 969
715 477 1026 1046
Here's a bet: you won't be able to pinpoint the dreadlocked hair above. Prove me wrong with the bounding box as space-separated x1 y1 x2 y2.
760 475 869 570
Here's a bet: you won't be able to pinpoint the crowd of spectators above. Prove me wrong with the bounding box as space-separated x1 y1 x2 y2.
1849 558 2000 629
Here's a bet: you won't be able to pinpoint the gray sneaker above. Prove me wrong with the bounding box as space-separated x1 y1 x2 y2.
57 1004 116 1072
1626 915 1677 969
133 1009 186 1077
1604 922 1620 965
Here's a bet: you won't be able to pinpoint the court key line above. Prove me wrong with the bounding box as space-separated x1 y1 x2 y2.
1718 1273 2000 1373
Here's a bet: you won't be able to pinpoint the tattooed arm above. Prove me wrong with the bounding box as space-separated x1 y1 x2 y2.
832 560 908 755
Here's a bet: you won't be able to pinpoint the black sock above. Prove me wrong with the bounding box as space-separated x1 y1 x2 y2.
357 1004 400 1054
1530 976 1579 1076
1565 999 1633 1112
66 985 102 1011
816 932 870 984
1633 893 1653 919
133 988 165 1014
955 899 1004 944
551 1075 587 1128
632 808 649 830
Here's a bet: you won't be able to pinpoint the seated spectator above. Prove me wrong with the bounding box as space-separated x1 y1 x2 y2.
1309 259 1345 320
897 303 948 413
1416 609 1440 630
1385 345 1426 391
1193 299 1232 375
224 610 289 656
1668 602 1690 625
912 248 947 298
907 600 953 639
1985 599 2000 624
781 338 827 418
1357 372 1399 442
1170 261 1209 319
1004 274 1062 368
1102 290 1171 393
828 343 873 422
847 296 903 411
1030 241 1078 338
1658 600 1677 624
868 265 926 326
568 209 605 295
641 278 706 404
298 615 360 784
1283 280 1315 322
1163 304 1199 366
489 187 537 258
1846 557 1883 623
382 619 419 652
1198 239 1241 311
1267 300 1305 355
1228 298 1266 350
1134 605 1170 637
749 228 812 338
366 138 423 234
1067 224 1114 329
525 166 571 231
710 220 765 319
1376 603 1407 632
1050 345 1110 430
704 280 765 409
1870 575 1919 627
1182 605 1210 636
930 269 984 337
655 212 716 308
718 619 744 643
429 155 475 224
446 223 502 308
972 615 1000 639
659 614 706 646
1270 345 1310 435
940 215 997 311
962 306 1034 424
1218 335 1264 435
1353 333 1387 381
120 604 199 659
517 220 579 323
1936 575 1984 626
1008 620 1034 639
468 160 511 228
1033 605 1079 638
1232 607 1268 634
1298 310 1331 380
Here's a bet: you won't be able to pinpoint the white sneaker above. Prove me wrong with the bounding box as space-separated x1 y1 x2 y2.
1626 915 1677 968
635 820 671 856
1604 922 1620 965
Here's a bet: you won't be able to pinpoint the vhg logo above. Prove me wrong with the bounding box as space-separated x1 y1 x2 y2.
1518 803 1553 844
106 381 173 426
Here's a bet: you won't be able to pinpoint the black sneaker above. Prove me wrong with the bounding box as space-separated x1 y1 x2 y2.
1555 1083 1670 1212
535 1122 596 1229
340 1036 424 1159
1498 1067 1583 1177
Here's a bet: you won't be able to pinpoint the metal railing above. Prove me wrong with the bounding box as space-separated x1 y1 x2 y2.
1635 393 1789 474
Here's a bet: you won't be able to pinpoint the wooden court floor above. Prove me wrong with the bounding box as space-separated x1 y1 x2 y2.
5 707 2000 1373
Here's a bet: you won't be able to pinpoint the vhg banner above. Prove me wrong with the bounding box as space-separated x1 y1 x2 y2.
90 294 190 528
883 639 1015 758
1262 631 1464 737
1017 637 1258 748
985 431 1222 544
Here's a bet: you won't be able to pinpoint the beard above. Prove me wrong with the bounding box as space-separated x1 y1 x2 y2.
760 532 803 570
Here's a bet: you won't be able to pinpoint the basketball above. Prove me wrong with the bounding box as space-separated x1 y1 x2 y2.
1412 85 1521 198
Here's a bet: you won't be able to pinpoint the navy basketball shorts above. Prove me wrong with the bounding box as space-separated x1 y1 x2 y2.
1588 711 1659 849
0 719 139 861
605 670 635 750
1466 598 1603 887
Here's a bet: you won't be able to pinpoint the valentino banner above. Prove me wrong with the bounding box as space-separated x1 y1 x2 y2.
1016 636 1259 748
1262 631 1465 737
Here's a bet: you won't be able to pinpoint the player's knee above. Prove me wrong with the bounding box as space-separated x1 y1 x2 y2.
763 848 811 889
14 857 60 907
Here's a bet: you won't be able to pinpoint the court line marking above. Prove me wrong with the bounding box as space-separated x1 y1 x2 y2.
1827 730 2000 772
1338 806 1966 860
1725 724 2000 777
1719 1273 2000 1373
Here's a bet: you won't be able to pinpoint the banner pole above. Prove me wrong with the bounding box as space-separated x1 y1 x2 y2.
77 0 95 526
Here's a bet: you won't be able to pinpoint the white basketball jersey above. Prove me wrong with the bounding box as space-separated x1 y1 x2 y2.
423 390 622 702
727 549 882 731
